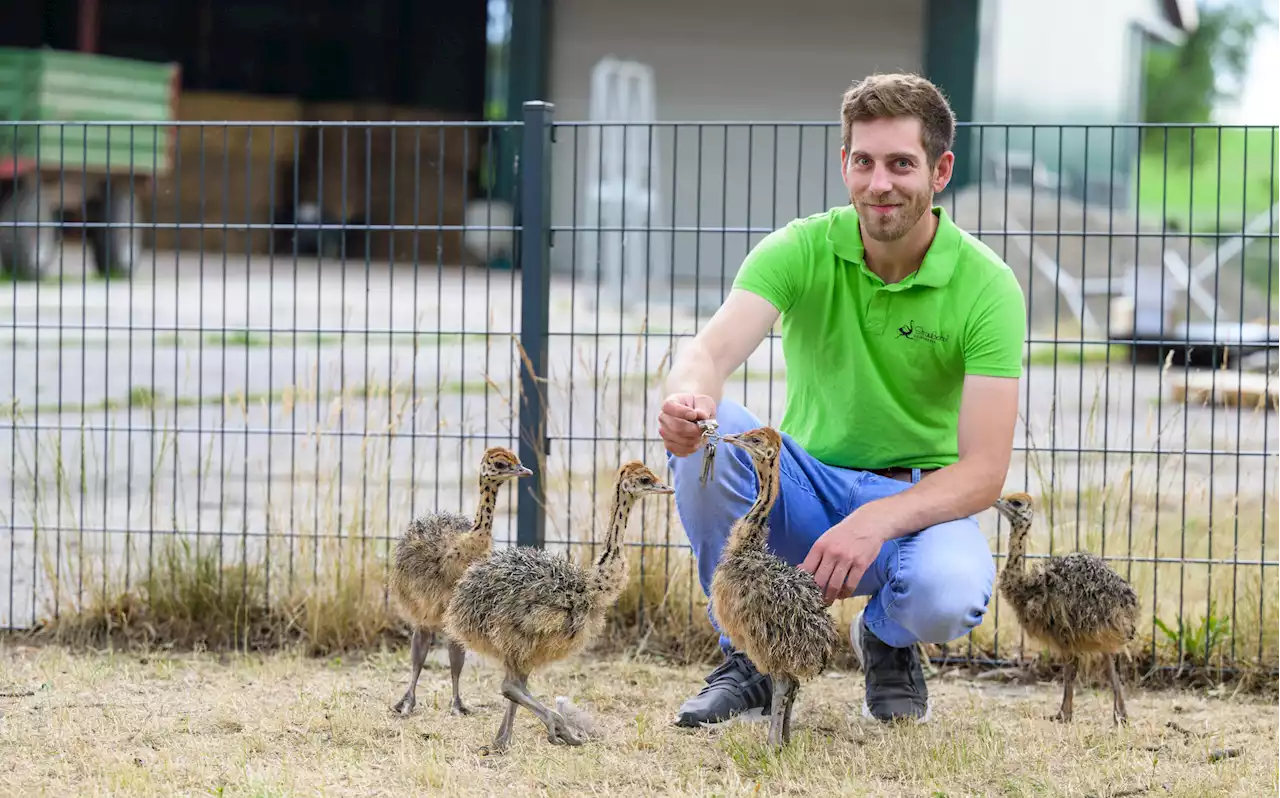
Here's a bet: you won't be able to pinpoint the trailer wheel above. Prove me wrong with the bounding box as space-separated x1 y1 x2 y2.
0 181 58 281
87 184 141 279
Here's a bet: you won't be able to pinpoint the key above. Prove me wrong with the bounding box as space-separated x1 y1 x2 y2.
697 419 720 486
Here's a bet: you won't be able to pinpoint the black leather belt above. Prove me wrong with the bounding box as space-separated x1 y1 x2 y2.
867 466 937 482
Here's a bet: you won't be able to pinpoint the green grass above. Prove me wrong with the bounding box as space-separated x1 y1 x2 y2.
0 331 499 350
1024 341 1130 367
1136 127 1278 234
150 330 492 349
3 378 496 418
1241 241 1280 302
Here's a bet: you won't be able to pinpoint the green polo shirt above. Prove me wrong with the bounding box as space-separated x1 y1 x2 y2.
732 204 1026 471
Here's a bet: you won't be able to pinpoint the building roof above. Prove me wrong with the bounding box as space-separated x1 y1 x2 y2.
1162 0 1199 32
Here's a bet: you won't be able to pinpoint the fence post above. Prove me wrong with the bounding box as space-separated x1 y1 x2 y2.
516 100 554 549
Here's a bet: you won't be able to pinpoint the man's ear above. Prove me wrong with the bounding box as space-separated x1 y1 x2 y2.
932 151 955 193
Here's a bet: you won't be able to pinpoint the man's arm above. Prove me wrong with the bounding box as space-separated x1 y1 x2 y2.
846 373 1018 537
664 289 780 402
862 264 1027 538
660 223 806 456
658 289 780 456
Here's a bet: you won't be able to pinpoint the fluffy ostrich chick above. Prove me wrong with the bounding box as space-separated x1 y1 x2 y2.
993 491 1139 725
709 426 839 748
388 446 531 716
444 460 674 754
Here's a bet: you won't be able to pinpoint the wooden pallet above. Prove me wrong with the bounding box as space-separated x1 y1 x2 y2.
1170 369 1278 411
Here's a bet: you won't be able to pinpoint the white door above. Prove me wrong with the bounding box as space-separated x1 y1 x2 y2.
581 56 665 306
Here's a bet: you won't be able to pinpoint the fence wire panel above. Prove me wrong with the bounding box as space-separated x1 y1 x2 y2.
0 118 527 635
544 120 1278 674
1 114 1276 676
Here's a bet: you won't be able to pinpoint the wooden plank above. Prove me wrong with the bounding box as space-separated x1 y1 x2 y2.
175 91 302 123
139 93 481 261
1170 370 1278 411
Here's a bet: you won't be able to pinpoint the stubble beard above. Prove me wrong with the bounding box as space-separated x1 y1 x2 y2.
854 189 932 242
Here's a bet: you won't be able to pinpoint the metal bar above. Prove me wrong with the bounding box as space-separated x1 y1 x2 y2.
6 323 1278 349
515 101 554 549
77 0 100 52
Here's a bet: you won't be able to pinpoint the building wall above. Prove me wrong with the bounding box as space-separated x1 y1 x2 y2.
969 0 1178 206
543 0 926 288
975 0 1172 125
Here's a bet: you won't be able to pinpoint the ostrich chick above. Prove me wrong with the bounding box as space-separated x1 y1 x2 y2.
709 426 839 748
444 460 674 754
993 491 1139 725
388 446 532 716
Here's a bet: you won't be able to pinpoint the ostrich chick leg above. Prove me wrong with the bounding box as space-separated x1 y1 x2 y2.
781 681 799 745
1107 654 1129 726
500 672 586 747
1052 659 1077 723
766 677 795 748
391 627 431 715
482 700 521 755
447 639 471 715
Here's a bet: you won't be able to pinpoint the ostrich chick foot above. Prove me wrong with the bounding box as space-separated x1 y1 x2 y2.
501 673 587 748
391 695 416 716
479 701 520 755
545 711 587 746
391 627 431 716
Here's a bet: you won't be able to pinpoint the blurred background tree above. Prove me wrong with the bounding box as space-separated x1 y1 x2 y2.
1141 0 1275 164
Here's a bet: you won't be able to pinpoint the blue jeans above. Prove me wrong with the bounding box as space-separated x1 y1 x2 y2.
668 400 996 652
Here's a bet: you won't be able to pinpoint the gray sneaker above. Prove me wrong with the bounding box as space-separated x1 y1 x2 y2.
849 608 931 723
673 650 773 728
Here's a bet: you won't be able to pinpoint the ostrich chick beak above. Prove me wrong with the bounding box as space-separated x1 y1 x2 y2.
515 465 533 478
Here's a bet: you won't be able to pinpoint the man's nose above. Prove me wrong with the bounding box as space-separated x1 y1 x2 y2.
868 165 893 194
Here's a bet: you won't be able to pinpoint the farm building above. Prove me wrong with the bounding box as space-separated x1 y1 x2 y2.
4 0 492 266
522 0 1216 335
9 0 1247 340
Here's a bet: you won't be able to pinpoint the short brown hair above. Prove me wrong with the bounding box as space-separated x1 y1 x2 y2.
840 73 956 165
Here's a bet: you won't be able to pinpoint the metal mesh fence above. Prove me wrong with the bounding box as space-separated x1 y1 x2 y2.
1 105 1275 674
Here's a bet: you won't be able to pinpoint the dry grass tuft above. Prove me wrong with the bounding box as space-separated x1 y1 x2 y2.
30 533 403 656
0 642 1274 797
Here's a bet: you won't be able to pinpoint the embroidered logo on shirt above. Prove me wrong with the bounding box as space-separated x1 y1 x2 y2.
897 319 948 343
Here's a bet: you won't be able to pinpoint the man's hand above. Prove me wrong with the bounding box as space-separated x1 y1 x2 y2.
799 504 888 604
797 374 1022 603
659 290 781 456
658 393 717 456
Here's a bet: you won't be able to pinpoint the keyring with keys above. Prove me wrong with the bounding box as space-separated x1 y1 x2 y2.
696 419 721 486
